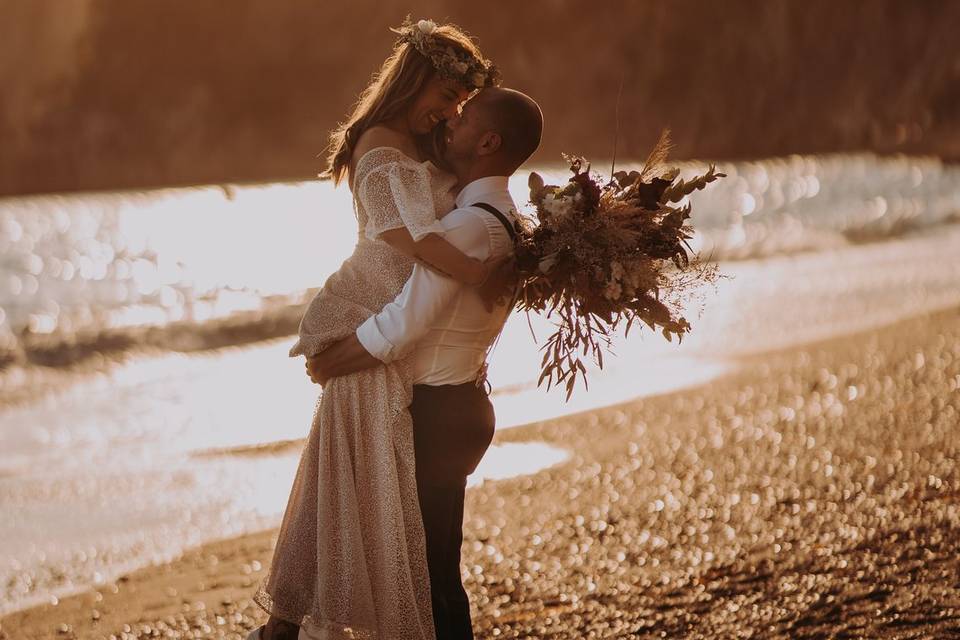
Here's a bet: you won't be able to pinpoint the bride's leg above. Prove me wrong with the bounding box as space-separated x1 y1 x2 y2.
252 405 321 637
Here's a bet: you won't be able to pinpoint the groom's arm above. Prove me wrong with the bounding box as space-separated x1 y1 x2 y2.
303 333 380 385
306 210 490 383
357 212 490 362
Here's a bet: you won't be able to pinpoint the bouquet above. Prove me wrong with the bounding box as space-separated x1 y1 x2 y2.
502 130 725 400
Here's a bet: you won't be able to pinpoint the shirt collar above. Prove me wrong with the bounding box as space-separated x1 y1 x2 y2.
455 175 510 209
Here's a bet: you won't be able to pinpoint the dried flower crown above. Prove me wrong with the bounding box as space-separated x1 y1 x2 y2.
390 17 500 90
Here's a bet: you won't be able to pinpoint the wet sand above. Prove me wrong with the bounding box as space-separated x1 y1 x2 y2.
3 305 960 639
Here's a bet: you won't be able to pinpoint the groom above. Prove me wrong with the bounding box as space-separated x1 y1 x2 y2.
306 86 542 639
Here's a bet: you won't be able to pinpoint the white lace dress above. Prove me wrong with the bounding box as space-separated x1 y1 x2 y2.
253 147 458 640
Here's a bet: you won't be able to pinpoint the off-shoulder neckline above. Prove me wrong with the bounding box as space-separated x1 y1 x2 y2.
354 146 436 172
350 146 447 193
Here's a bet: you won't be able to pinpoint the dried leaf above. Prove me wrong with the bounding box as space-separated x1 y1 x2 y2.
637 128 673 183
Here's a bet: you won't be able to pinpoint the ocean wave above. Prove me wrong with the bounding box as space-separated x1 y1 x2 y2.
3 212 960 375
2 153 959 372
0 296 310 374
693 209 960 262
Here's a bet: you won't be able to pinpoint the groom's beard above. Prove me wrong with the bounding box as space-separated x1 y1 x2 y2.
446 153 476 186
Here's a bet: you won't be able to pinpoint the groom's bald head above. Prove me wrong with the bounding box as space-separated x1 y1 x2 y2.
472 87 543 172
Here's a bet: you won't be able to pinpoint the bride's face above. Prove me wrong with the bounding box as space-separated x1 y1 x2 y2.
406 75 470 135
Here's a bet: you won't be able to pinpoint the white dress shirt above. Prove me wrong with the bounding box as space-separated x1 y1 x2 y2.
355 175 517 385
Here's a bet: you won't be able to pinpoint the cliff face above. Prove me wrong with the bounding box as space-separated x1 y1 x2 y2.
2 0 958 196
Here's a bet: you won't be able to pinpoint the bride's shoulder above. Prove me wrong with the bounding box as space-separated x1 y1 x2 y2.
356 125 408 149
353 127 419 166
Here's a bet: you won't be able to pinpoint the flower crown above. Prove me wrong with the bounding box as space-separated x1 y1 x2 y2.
390 17 500 90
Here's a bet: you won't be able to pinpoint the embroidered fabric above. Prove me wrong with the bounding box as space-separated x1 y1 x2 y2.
357 147 452 242
253 146 458 640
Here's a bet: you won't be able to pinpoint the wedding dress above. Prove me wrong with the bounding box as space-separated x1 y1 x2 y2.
253 147 458 640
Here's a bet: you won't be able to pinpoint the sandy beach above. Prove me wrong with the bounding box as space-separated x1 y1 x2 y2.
5 3 960 637
3 302 959 639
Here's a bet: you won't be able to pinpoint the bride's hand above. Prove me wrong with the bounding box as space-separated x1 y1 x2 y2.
305 354 331 386
476 254 519 312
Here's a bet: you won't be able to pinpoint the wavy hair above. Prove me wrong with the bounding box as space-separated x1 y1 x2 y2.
321 23 488 186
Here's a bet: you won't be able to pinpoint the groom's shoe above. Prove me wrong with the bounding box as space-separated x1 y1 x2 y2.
245 626 264 640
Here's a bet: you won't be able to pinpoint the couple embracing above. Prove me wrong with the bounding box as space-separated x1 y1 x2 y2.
248 18 543 640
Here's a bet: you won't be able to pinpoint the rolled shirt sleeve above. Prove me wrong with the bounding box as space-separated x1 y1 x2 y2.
355 209 492 363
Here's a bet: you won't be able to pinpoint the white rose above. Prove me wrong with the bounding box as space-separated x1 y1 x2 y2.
417 19 436 34
471 71 486 87
610 260 625 280
453 61 469 74
542 193 572 221
603 280 623 301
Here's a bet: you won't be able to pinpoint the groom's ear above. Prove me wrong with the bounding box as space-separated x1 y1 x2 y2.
478 131 502 156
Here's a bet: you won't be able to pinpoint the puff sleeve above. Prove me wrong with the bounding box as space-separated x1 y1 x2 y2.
354 148 447 242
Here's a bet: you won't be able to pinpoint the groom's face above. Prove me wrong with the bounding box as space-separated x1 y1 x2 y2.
443 93 492 169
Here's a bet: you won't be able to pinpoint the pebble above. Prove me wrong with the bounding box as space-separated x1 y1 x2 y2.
12 309 960 638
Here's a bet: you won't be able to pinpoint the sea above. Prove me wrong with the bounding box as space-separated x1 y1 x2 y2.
1 152 959 615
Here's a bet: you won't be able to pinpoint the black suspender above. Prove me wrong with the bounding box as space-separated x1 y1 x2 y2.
469 201 518 395
470 202 517 242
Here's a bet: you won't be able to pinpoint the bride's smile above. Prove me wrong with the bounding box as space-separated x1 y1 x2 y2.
406 75 470 134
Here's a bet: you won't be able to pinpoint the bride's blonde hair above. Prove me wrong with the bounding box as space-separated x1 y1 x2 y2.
322 22 489 186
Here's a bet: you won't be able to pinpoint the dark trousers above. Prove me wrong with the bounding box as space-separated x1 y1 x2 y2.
409 381 496 640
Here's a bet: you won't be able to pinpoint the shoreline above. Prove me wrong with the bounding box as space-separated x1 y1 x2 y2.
3 304 960 639
2 215 958 404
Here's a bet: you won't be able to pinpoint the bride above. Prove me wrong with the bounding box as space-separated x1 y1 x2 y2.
249 18 501 640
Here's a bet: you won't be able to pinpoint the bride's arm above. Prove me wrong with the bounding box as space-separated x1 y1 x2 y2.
349 129 490 284
379 227 491 286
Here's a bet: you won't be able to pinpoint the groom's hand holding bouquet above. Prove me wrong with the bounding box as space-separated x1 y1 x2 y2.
487 130 725 399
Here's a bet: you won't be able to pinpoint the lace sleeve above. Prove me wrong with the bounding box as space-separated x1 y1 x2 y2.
355 148 447 242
